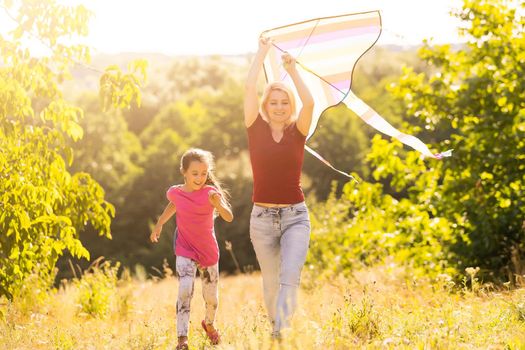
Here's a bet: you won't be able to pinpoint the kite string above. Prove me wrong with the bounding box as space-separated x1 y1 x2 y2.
305 145 359 182
268 19 320 82
282 19 319 80
271 42 346 97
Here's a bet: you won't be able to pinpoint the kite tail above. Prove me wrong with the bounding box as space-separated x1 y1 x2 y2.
343 90 452 159
304 145 359 183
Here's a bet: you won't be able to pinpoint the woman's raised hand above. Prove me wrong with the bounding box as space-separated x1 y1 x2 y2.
258 36 272 53
282 52 297 73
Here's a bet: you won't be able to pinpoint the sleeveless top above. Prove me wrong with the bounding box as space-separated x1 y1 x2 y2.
247 114 306 204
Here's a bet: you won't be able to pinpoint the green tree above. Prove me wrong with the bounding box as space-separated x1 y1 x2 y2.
163 56 245 103
0 0 144 299
307 0 524 281
386 0 525 278
108 130 188 268
70 93 143 207
307 165 457 278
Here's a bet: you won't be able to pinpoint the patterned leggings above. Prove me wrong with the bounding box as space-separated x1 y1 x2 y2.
175 255 219 337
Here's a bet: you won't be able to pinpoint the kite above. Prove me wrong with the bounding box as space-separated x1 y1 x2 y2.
260 11 452 178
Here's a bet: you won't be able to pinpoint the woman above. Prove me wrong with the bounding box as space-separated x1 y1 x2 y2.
244 37 314 338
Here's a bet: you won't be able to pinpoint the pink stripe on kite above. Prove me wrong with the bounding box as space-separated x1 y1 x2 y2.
331 79 351 92
265 14 380 43
278 26 379 51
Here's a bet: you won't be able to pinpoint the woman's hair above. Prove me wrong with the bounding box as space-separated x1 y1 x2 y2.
180 148 230 205
259 81 297 124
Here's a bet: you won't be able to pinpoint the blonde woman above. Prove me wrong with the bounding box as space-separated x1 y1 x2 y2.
244 37 314 339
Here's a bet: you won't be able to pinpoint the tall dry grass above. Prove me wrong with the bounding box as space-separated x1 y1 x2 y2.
1 264 525 349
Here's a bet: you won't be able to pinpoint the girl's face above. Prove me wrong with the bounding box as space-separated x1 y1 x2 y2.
265 90 292 124
183 160 209 191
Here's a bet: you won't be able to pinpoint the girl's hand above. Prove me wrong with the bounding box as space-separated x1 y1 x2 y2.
150 226 161 243
282 52 297 73
208 190 222 208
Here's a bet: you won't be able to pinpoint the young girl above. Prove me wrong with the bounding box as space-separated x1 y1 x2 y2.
150 148 233 350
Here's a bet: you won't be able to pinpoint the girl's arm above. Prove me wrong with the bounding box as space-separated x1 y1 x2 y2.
209 191 234 222
282 53 314 136
244 37 271 128
150 202 177 243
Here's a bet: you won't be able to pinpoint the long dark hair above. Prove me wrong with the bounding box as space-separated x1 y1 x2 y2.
180 148 230 205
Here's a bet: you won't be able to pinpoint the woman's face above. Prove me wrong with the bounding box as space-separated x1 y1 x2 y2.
265 89 292 124
182 160 209 191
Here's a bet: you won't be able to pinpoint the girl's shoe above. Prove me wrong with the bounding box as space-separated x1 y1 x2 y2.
175 343 188 350
201 320 221 345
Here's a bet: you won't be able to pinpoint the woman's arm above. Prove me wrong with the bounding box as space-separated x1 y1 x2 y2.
209 191 234 222
244 37 271 128
150 202 176 243
282 53 314 136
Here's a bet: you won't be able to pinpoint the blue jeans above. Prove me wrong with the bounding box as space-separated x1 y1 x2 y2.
249 202 311 333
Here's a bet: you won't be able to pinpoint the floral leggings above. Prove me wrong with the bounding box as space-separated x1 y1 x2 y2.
175 255 219 337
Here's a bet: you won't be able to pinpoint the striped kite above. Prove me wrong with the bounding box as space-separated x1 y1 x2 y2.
260 11 452 178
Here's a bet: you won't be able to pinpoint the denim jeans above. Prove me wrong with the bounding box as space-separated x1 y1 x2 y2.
249 202 311 333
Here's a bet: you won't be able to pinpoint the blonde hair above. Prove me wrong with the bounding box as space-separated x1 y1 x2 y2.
259 82 297 125
180 148 230 204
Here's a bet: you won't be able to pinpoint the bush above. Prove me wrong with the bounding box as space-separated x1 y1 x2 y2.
307 176 458 279
75 260 120 318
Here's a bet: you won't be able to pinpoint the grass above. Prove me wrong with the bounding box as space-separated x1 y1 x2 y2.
1 264 525 349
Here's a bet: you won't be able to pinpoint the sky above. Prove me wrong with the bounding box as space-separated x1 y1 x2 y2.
1 0 465 56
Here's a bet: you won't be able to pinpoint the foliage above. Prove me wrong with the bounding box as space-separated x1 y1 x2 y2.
309 0 525 282
325 293 380 344
99 59 147 111
0 0 144 299
74 260 120 318
307 146 458 278
9 270 56 316
388 0 525 278
108 129 189 267
163 55 247 103
69 93 143 207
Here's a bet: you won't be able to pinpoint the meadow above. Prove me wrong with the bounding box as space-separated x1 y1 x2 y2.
2 262 525 349
2 1 525 349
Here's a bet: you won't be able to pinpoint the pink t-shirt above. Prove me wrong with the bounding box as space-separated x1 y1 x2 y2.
166 185 219 267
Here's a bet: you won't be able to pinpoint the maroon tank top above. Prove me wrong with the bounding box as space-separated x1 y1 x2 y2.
247 114 306 204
